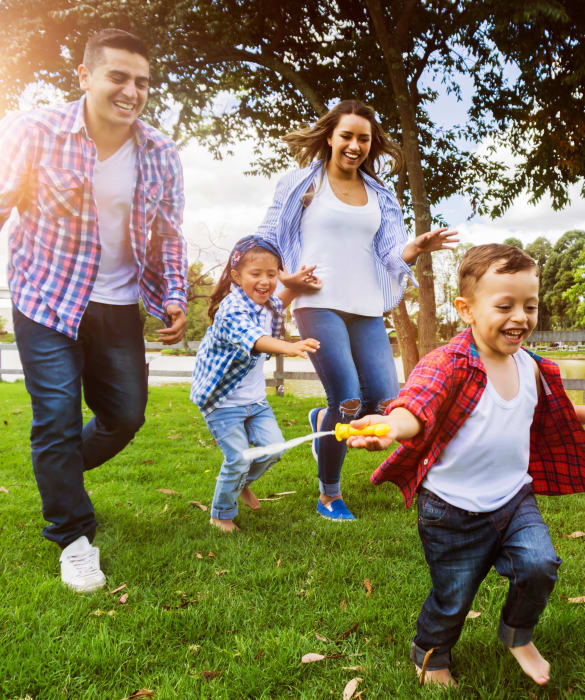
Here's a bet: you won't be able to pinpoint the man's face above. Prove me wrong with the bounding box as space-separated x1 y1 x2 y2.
78 47 149 131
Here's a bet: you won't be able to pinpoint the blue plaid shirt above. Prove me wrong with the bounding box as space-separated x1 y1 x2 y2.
190 285 284 416
255 160 417 312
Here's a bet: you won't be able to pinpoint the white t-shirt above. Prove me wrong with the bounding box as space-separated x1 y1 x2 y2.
422 349 538 512
90 138 139 305
221 307 273 407
293 173 383 316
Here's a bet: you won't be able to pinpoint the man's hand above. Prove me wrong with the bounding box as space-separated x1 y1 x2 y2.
157 304 186 345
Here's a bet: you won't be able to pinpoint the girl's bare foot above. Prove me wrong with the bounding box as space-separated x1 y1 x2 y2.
508 642 550 685
209 517 240 533
415 664 457 688
240 486 261 510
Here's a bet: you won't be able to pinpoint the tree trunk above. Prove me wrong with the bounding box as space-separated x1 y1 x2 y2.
392 300 419 379
365 0 438 356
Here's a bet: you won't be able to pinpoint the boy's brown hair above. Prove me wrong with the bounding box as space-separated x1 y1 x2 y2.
458 244 539 297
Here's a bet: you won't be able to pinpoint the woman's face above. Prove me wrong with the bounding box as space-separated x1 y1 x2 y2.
327 113 372 176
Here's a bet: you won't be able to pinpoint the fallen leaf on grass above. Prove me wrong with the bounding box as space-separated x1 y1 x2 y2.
91 609 104 617
141 459 154 465
202 671 222 681
189 500 208 511
466 610 481 619
215 569 229 576
338 622 359 640
343 677 363 700
297 589 306 597
108 610 116 617
208 551 215 558
120 690 154 700
364 579 372 597
188 644 202 654
301 653 326 663
561 595 585 603
162 504 169 513
119 593 129 604
0 486 9 494
342 666 365 672
565 531 585 539
276 559 282 568
109 584 127 595
195 552 203 559
166 432 182 440
255 649 265 659
315 632 328 642
157 488 180 496
340 600 347 609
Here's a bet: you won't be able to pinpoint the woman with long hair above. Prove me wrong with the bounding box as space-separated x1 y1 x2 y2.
256 99 457 520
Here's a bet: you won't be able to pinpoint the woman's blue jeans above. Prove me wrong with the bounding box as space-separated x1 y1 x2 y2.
411 484 561 670
294 308 399 496
205 400 284 520
13 303 147 547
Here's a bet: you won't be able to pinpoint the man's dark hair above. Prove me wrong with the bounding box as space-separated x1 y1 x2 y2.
83 29 148 69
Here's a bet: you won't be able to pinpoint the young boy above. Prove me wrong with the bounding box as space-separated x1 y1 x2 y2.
348 244 585 687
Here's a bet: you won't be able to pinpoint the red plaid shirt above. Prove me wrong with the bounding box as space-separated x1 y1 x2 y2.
0 97 187 339
371 328 585 507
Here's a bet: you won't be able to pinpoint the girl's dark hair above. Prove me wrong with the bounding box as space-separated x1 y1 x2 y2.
282 99 403 184
208 246 279 321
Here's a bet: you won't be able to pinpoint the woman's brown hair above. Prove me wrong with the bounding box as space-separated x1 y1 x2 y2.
282 99 403 184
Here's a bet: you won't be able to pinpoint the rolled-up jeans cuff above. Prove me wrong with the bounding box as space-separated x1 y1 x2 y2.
410 641 451 670
498 612 533 647
319 480 341 498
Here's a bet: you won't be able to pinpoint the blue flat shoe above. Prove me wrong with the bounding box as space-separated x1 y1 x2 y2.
308 408 322 462
316 498 356 521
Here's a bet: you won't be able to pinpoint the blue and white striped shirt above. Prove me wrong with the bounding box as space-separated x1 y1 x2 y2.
256 161 417 312
190 285 284 416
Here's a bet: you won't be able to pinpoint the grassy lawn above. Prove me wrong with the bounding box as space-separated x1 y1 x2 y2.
1 381 584 699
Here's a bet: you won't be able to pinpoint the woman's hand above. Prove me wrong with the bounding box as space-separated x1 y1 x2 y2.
279 265 322 293
402 227 459 265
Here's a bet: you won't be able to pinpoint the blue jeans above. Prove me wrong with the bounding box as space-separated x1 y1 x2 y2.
412 484 561 670
294 308 399 496
205 400 284 520
13 303 147 547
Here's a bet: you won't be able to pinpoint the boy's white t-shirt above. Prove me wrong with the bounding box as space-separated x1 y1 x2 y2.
422 349 537 512
293 172 384 316
90 137 140 305
221 307 273 407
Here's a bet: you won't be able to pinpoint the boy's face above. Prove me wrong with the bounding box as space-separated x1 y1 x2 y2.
455 262 539 359
78 47 150 133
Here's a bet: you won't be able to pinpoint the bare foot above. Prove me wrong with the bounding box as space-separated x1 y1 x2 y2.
209 517 240 533
415 664 457 688
508 641 550 685
240 486 261 510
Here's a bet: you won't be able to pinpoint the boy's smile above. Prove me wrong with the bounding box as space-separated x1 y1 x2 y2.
456 262 539 360
231 251 279 306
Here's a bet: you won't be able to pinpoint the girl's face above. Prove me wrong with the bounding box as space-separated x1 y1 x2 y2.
327 113 372 176
231 250 279 305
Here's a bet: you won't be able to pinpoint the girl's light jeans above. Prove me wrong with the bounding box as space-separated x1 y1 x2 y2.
205 399 284 520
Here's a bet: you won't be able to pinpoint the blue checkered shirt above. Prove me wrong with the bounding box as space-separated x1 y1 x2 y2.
191 285 284 416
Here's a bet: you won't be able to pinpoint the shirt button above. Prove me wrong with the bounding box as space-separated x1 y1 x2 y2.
423 458 428 465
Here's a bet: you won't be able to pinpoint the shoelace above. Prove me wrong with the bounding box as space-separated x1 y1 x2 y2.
66 548 100 576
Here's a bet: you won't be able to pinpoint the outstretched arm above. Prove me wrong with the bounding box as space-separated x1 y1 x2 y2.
253 335 320 358
346 408 422 451
402 227 459 265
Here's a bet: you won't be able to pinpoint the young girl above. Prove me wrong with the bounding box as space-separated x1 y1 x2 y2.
191 235 320 532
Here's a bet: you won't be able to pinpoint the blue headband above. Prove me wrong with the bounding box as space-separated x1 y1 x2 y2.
229 235 283 270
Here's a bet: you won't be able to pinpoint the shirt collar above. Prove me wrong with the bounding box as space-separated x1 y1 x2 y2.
450 327 484 371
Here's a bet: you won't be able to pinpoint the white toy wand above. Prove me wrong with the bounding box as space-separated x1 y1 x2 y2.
242 422 391 461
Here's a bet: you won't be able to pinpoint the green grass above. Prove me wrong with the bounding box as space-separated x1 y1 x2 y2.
1 381 585 699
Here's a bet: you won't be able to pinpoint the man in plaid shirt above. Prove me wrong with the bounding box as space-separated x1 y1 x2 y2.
0 29 188 592
347 244 585 688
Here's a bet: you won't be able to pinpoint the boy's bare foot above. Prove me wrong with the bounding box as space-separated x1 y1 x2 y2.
415 664 457 688
507 642 550 685
240 486 261 510
209 517 240 533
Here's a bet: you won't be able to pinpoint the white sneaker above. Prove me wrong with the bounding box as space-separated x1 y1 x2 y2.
59 536 106 593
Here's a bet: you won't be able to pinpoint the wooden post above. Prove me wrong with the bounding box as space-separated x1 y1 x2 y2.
275 354 285 396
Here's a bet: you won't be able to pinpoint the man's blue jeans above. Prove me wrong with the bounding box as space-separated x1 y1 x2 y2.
205 400 284 520
294 308 399 496
411 484 561 670
13 303 147 547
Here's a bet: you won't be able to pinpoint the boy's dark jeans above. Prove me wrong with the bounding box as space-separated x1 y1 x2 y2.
13 303 147 548
411 483 561 671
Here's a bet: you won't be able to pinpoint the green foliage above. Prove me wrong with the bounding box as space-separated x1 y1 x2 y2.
1 383 585 697
525 236 554 330
185 261 214 342
502 237 523 249
542 230 585 329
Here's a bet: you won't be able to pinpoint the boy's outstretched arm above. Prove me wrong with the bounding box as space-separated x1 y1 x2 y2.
346 409 422 451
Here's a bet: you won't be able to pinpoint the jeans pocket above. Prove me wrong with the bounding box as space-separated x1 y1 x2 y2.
418 490 448 525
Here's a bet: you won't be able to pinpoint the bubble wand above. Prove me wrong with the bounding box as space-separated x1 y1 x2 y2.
242 422 391 461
